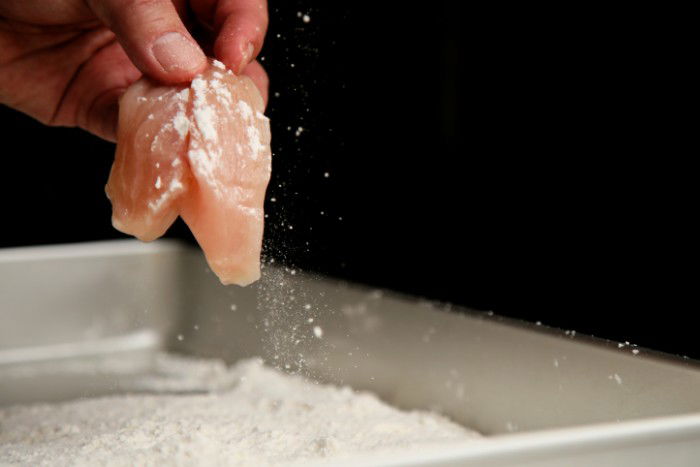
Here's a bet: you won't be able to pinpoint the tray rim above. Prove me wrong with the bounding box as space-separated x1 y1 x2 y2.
334 411 700 466
0 239 185 263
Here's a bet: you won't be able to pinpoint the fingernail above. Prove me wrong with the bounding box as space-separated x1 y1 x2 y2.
152 32 205 73
238 42 255 73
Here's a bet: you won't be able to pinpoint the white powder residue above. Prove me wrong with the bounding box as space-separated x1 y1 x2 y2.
209 79 233 104
212 59 226 70
237 101 254 120
0 354 480 466
187 146 224 198
172 112 190 138
154 176 162 189
187 146 211 172
246 125 265 160
148 178 184 212
191 77 218 143
175 88 190 102
194 105 218 142
149 124 170 152
150 89 191 152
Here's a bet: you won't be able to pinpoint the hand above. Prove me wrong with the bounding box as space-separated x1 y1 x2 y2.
0 0 269 142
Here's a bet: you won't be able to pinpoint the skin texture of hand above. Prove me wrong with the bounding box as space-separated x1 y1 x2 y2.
0 0 269 142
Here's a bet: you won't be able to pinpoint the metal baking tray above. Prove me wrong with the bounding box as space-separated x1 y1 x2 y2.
1 240 699 466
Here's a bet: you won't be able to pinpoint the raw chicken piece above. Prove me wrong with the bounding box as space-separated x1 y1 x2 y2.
106 60 272 286
180 65 271 286
106 82 191 241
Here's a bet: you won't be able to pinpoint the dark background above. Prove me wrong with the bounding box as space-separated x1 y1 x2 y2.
1 3 694 357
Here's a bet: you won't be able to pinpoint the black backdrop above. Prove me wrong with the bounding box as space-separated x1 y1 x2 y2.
1 2 694 357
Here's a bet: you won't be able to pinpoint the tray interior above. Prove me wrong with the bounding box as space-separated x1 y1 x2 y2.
2 240 700 437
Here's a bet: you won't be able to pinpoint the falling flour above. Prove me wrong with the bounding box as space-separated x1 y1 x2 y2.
0 354 480 466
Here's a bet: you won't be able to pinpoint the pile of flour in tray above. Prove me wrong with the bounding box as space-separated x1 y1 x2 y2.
0 353 480 466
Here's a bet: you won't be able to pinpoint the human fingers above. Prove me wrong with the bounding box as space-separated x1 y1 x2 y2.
191 0 267 74
86 0 206 83
51 39 142 141
241 59 268 106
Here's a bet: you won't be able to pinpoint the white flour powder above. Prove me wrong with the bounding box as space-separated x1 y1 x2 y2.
0 354 480 466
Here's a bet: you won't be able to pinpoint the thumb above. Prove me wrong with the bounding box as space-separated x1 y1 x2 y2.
87 0 207 83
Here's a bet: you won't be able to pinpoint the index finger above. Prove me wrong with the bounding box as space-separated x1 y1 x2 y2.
193 0 268 74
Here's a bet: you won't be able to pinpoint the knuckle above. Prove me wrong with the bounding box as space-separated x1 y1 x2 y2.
120 0 178 32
